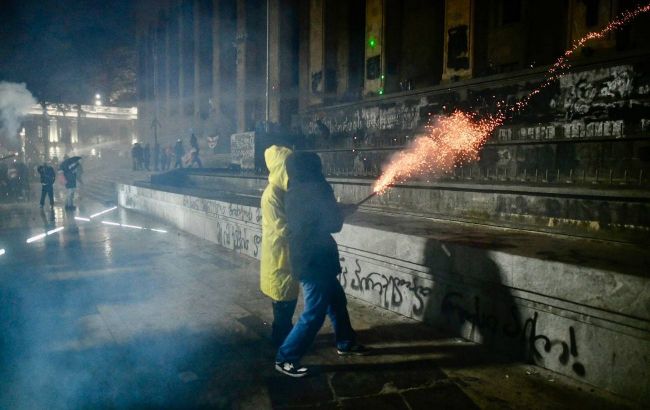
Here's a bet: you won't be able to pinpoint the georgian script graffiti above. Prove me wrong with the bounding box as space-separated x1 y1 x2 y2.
215 220 262 258
182 196 258 224
441 292 586 376
339 257 432 316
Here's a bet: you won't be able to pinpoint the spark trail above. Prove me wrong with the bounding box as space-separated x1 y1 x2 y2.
372 3 650 194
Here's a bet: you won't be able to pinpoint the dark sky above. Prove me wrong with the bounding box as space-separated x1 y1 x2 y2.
0 0 135 104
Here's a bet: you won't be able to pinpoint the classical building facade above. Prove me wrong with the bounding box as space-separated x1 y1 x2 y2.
136 0 650 182
16 104 138 163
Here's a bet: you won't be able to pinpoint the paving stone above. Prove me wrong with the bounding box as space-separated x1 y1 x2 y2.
330 359 447 398
402 384 479 410
266 373 333 407
340 393 409 409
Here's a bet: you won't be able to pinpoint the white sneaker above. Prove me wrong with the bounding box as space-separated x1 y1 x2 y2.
275 361 309 378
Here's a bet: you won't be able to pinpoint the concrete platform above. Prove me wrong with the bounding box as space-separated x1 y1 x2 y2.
0 199 639 409
117 179 650 403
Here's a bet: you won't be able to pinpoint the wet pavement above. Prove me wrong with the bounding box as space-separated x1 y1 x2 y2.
0 196 639 409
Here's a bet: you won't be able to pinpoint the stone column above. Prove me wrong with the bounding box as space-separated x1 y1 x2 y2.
193 0 202 127
165 12 172 119
442 0 473 82
364 0 383 96
178 7 185 121
268 0 281 123
567 0 615 51
308 0 325 106
210 0 222 130
298 0 310 111
235 0 248 132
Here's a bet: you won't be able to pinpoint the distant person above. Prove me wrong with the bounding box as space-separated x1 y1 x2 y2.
131 143 140 170
37 161 56 209
275 152 368 378
189 133 202 168
160 146 168 171
60 156 79 210
143 143 151 171
260 145 298 347
153 142 161 171
174 139 184 169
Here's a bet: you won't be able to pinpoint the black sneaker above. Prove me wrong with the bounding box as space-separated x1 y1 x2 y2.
275 361 309 378
337 344 371 356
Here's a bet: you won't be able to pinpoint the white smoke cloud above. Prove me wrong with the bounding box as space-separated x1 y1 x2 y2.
0 81 37 140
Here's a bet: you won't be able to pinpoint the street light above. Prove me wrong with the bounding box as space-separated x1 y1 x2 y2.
94 93 102 106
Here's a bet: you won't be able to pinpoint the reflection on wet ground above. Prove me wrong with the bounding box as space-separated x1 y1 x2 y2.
0 198 635 409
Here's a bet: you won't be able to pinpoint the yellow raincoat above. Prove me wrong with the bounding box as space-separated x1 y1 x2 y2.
260 145 299 301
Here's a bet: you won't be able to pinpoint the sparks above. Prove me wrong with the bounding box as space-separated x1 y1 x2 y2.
373 111 503 193
373 3 650 193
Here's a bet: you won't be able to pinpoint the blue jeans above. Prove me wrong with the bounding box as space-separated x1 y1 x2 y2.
272 299 298 346
276 276 355 363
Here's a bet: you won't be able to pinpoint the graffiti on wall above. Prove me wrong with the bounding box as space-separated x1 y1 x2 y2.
214 219 262 259
339 256 432 316
441 292 586 376
338 253 586 376
182 195 261 224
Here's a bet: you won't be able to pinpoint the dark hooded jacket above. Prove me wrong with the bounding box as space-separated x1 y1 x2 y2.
285 152 343 281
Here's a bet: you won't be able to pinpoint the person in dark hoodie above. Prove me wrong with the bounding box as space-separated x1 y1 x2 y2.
275 152 368 378
37 161 56 208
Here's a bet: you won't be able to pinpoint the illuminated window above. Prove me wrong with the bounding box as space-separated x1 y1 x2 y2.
49 118 59 142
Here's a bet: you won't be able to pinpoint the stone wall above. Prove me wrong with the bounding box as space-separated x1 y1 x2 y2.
182 172 650 243
118 182 650 403
298 56 650 184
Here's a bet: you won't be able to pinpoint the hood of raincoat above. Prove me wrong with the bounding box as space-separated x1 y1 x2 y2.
265 145 292 191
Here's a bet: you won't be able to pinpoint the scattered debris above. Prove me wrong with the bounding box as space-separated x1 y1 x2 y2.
525 368 539 376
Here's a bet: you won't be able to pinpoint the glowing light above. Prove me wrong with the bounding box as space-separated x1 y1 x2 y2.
90 206 117 219
373 4 650 194
150 228 167 233
0 249 5 256
101 221 121 226
121 224 143 230
74 216 91 222
46 227 64 235
378 88 384 95
368 37 377 49
26 233 47 243
373 111 502 193
95 94 101 99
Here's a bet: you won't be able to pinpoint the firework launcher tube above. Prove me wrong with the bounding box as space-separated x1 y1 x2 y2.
356 191 378 206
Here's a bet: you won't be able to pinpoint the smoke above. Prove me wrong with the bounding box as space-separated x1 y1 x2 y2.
0 81 37 140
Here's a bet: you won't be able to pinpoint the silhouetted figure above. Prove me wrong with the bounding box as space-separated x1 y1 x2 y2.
143 143 151 171
60 156 80 210
174 139 184 169
275 152 368 378
189 133 202 168
132 143 143 170
260 145 298 347
37 161 56 208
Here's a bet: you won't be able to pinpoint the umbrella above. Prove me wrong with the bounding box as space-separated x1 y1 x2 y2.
60 156 82 172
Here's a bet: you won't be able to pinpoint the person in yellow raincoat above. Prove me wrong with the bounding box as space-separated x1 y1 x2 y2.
260 144 299 346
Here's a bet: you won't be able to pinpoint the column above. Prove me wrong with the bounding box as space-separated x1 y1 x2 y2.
442 0 473 82
211 0 222 129
193 0 201 127
364 0 383 96
236 0 247 132
308 0 325 105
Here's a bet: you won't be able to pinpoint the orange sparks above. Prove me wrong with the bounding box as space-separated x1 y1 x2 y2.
373 3 650 194
373 111 503 193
